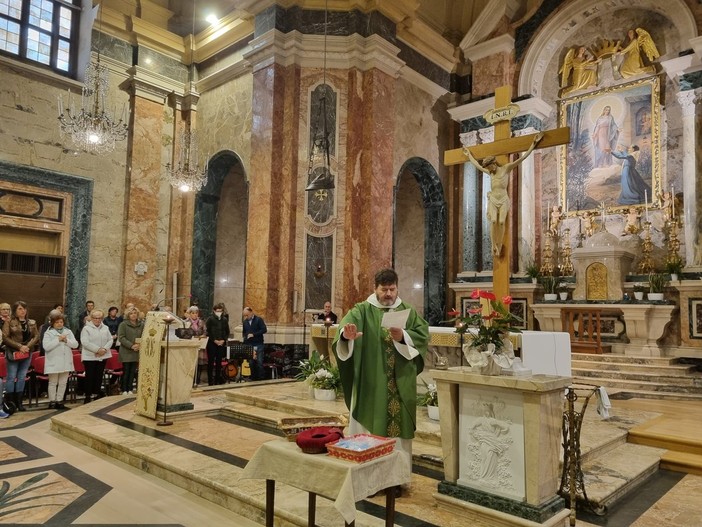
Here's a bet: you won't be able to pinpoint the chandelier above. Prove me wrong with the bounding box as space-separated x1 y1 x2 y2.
165 126 208 192
58 4 128 155
165 1 208 192
305 0 334 192
57 51 128 154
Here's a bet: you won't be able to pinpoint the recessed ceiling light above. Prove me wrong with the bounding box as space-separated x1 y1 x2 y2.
206 13 218 25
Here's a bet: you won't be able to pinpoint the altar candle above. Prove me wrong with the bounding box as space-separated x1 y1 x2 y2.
547 200 550 230
566 199 569 214
672 185 675 217
644 189 649 222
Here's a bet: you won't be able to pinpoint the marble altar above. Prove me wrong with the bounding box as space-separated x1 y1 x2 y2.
432 368 571 524
531 303 677 356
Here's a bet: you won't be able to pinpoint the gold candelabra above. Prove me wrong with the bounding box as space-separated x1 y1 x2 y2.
541 231 555 276
637 221 654 274
666 218 682 267
560 228 574 276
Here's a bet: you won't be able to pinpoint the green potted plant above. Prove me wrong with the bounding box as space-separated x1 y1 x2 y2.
417 378 439 420
310 365 341 400
557 281 570 301
648 272 667 301
632 282 647 301
525 262 541 284
539 275 559 301
665 258 683 282
296 350 327 396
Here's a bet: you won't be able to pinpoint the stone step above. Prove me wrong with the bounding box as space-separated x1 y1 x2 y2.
573 367 702 387
572 353 679 366
571 375 702 396
660 452 702 476
581 443 664 509
574 382 702 401
571 360 697 376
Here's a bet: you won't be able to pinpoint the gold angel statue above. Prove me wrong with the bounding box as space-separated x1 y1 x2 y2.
617 28 660 79
559 46 601 96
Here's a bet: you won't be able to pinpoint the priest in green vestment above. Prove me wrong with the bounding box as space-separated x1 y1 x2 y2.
333 269 429 481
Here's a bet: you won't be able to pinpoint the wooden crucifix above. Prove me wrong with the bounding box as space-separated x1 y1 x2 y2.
444 85 570 299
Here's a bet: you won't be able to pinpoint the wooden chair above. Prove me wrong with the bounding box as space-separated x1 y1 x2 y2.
560 307 612 354
68 353 86 402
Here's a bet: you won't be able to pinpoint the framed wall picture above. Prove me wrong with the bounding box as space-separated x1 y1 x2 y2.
558 76 661 215
509 298 528 330
461 297 481 327
688 298 702 339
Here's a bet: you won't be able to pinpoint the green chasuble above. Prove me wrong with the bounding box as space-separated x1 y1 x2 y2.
332 299 429 440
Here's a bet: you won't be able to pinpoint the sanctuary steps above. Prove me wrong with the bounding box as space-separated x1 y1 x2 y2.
571 352 702 400
48 381 695 525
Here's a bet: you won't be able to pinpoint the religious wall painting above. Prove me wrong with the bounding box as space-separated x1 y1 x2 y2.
461 297 481 325
508 298 528 330
688 298 702 339
305 83 337 224
558 76 661 216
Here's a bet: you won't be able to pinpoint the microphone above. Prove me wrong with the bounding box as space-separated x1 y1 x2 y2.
152 296 191 311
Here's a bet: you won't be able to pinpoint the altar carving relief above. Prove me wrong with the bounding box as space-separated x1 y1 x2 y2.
586 263 608 300
464 399 514 492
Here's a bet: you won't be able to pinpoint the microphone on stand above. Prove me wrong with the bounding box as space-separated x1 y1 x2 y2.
152 296 192 312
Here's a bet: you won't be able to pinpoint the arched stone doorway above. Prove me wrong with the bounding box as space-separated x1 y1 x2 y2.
191 151 247 316
394 157 447 325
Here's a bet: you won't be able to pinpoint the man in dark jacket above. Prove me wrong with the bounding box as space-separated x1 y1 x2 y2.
205 303 230 385
243 307 267 381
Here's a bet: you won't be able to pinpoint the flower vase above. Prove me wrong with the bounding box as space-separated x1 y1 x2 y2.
427 405 440 421
314 388 337 401
480 356 503 376
462 344 505 376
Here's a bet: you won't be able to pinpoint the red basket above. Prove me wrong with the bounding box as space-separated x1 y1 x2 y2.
326 434 396 463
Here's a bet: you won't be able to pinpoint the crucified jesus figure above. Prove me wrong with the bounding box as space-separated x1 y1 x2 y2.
464 131 545 257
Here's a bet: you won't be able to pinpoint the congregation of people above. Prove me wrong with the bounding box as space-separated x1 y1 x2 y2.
0 296 305 417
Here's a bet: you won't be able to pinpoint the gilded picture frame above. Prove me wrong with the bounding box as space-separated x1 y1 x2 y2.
688 298 702 339
558 76 661 215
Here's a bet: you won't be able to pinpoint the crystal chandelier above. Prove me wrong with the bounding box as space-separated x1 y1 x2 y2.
165 125 208 192
165 2 208 192
57 52 128 154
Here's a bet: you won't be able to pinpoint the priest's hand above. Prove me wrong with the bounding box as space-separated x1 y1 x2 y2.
389 327 403 342
342 323 363 340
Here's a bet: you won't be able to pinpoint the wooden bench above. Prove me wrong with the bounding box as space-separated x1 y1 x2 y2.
560 307 612 354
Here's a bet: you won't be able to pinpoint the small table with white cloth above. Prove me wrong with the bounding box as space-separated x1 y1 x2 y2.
240 439 411 526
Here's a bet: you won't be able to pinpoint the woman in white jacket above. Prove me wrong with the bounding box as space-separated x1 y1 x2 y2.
43 311 78 409
80 309 113 404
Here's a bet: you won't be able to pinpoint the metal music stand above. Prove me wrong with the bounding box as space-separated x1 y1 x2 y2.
228 343 254 383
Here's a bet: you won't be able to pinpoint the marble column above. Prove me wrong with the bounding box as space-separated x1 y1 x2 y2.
247 62 300 322
342 68 396 306
122 86 170 308
677 89 702 268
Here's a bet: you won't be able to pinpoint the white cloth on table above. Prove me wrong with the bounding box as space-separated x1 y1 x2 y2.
240 439 410 523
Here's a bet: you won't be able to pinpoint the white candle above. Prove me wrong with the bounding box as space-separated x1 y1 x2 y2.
672 185 675 217
601 202 606 227
547 200 550 230
566 199 569 214
644 189 649 222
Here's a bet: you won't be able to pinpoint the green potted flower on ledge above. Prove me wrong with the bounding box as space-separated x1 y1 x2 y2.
648 272 667 301
665 258 683 282
310 365 341 401
525 262 541 284
539 275 559 301
632 283 647 301
417 379 439 420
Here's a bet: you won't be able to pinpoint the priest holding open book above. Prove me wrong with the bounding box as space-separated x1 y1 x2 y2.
332 268 428 494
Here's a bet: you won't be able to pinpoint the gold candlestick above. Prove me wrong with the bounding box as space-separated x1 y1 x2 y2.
541 230 555 276
560 228 574 276
637 222 654 274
